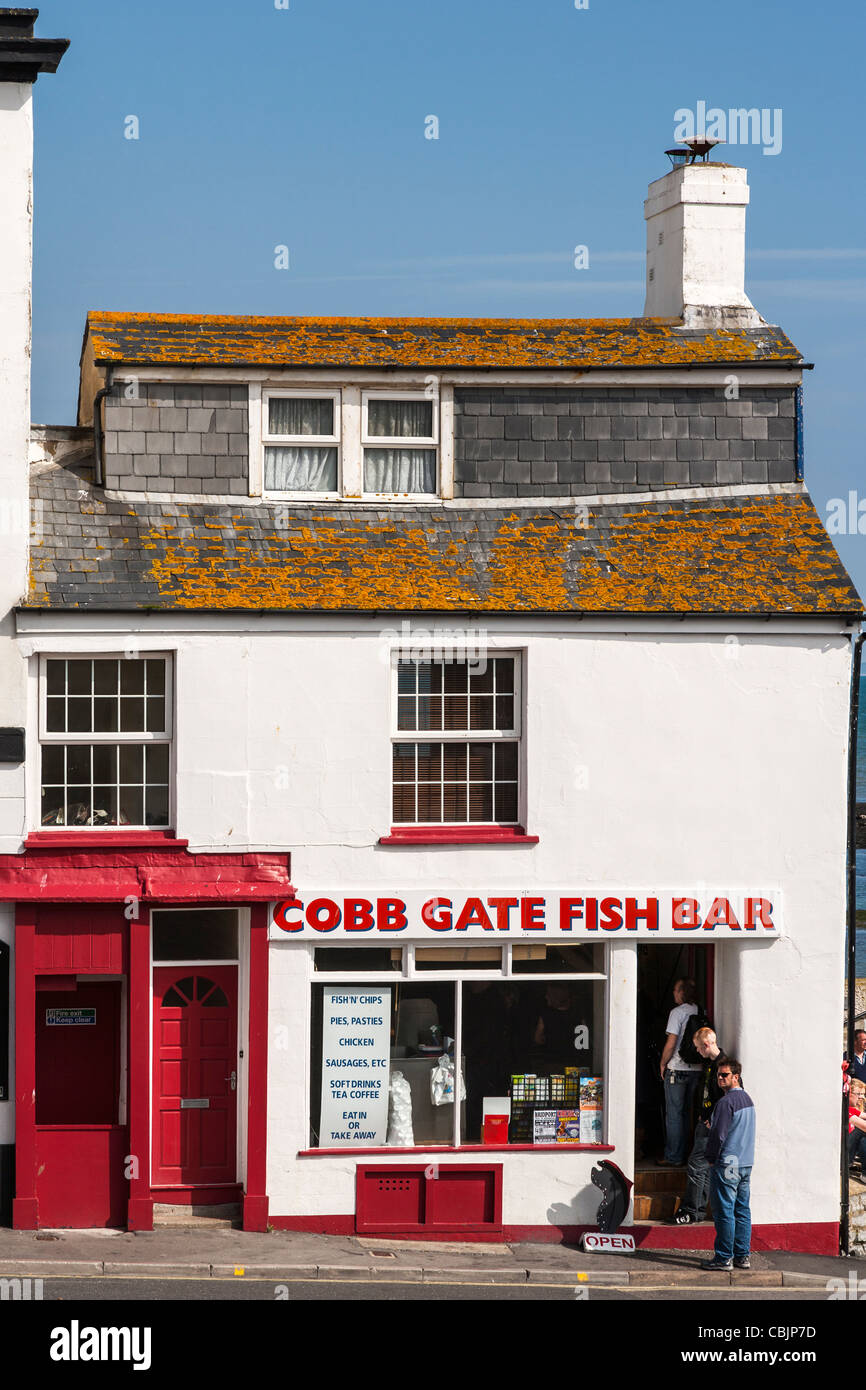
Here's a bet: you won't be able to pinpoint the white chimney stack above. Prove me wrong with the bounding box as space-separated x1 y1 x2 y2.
0 79 35 608
0 10 67 869
643 163 763 328
0 11 67 606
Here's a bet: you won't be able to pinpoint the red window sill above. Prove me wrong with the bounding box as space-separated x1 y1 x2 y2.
25 830 188 850
299 1144 613 1157
379 826 539 846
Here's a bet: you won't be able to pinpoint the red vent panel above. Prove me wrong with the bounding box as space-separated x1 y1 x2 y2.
356 1164 502 1234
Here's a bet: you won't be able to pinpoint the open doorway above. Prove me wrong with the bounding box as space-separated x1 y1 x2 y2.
635 944 714 1163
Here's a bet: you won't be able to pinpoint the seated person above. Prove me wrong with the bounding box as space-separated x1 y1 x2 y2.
849 1078 866 1174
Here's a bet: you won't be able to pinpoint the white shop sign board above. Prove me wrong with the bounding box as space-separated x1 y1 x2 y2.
270 889 782 940
319 987 391 1147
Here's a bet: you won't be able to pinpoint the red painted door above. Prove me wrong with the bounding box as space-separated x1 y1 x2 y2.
152 967 238 1186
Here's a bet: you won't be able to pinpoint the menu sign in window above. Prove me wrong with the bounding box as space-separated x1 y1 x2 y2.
319 988 391 1147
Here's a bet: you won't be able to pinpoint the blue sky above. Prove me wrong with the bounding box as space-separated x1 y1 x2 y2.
28 0 866 594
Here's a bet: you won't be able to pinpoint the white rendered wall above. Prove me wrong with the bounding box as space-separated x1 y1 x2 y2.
0 85 32 863
20 620 849 1231
0 86 34 1145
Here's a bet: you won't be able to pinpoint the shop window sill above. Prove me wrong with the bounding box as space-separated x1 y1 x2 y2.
25 831 187 850
378 826 539 846
299 1143 613 1157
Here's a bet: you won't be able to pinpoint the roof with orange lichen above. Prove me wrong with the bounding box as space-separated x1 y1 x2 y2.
26 456 862 616
83 312 803 371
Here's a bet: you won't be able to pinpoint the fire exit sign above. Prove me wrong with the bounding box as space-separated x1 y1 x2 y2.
45 1008 96 1026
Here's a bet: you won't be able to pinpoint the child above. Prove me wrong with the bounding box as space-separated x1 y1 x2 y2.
848 1079 866 1175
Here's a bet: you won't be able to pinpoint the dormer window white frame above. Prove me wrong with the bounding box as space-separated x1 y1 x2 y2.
258 385 448 501
361 390 438 499
262 389 341 499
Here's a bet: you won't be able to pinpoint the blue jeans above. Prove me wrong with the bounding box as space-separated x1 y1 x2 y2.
849 1128 866 1165
663 1070 699 1164
680 1121 711 1217
710 1161 752 1262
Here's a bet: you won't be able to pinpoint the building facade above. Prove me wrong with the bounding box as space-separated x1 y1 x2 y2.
0 11 862 1250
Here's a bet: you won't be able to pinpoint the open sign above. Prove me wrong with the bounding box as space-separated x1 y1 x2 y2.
581 1232 635 1253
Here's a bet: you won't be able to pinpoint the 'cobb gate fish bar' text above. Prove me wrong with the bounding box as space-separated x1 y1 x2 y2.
269 891 781 940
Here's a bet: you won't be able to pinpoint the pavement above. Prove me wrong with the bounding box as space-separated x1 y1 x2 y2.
0 1226 863 1288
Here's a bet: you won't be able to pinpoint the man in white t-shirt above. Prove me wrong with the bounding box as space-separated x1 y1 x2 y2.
658 978 702 1166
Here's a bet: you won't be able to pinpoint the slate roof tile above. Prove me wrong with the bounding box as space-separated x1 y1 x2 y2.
84 311 803 371
24 455 863 617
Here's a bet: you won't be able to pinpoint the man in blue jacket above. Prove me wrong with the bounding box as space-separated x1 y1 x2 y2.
700 1059 755 1272
846 1030 866 1085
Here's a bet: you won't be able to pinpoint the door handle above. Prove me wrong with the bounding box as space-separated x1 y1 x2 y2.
226 1071 237 1091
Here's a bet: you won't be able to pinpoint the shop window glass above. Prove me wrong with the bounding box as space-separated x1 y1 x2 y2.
314 948 402 972
307 957 606 1151
461 979 603 1143
414 947 502 971
511 943 603 974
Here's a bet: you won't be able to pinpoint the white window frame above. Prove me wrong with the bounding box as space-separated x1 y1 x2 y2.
257 384 445 501
37 653 174 832
261 389 341 500
307 941 609 1150
361 389 439 499
390 651 522 827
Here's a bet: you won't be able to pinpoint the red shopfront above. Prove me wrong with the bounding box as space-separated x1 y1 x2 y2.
0 834 292 1232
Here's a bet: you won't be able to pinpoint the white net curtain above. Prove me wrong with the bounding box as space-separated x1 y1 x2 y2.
264 395 437 494
364 397 435 494
265 396 337 492
265 446 338 492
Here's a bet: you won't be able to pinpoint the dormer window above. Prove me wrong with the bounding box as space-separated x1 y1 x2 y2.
260 386 441 499
263 391 340 496
362 392 437 497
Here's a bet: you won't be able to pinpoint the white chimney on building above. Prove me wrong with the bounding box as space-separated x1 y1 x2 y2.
0 9 67 868
0 9 67 608
643 161 764 328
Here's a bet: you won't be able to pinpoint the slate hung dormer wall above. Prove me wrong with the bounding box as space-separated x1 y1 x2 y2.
452 386 797 498
99 380 797 499
103 384 249 494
